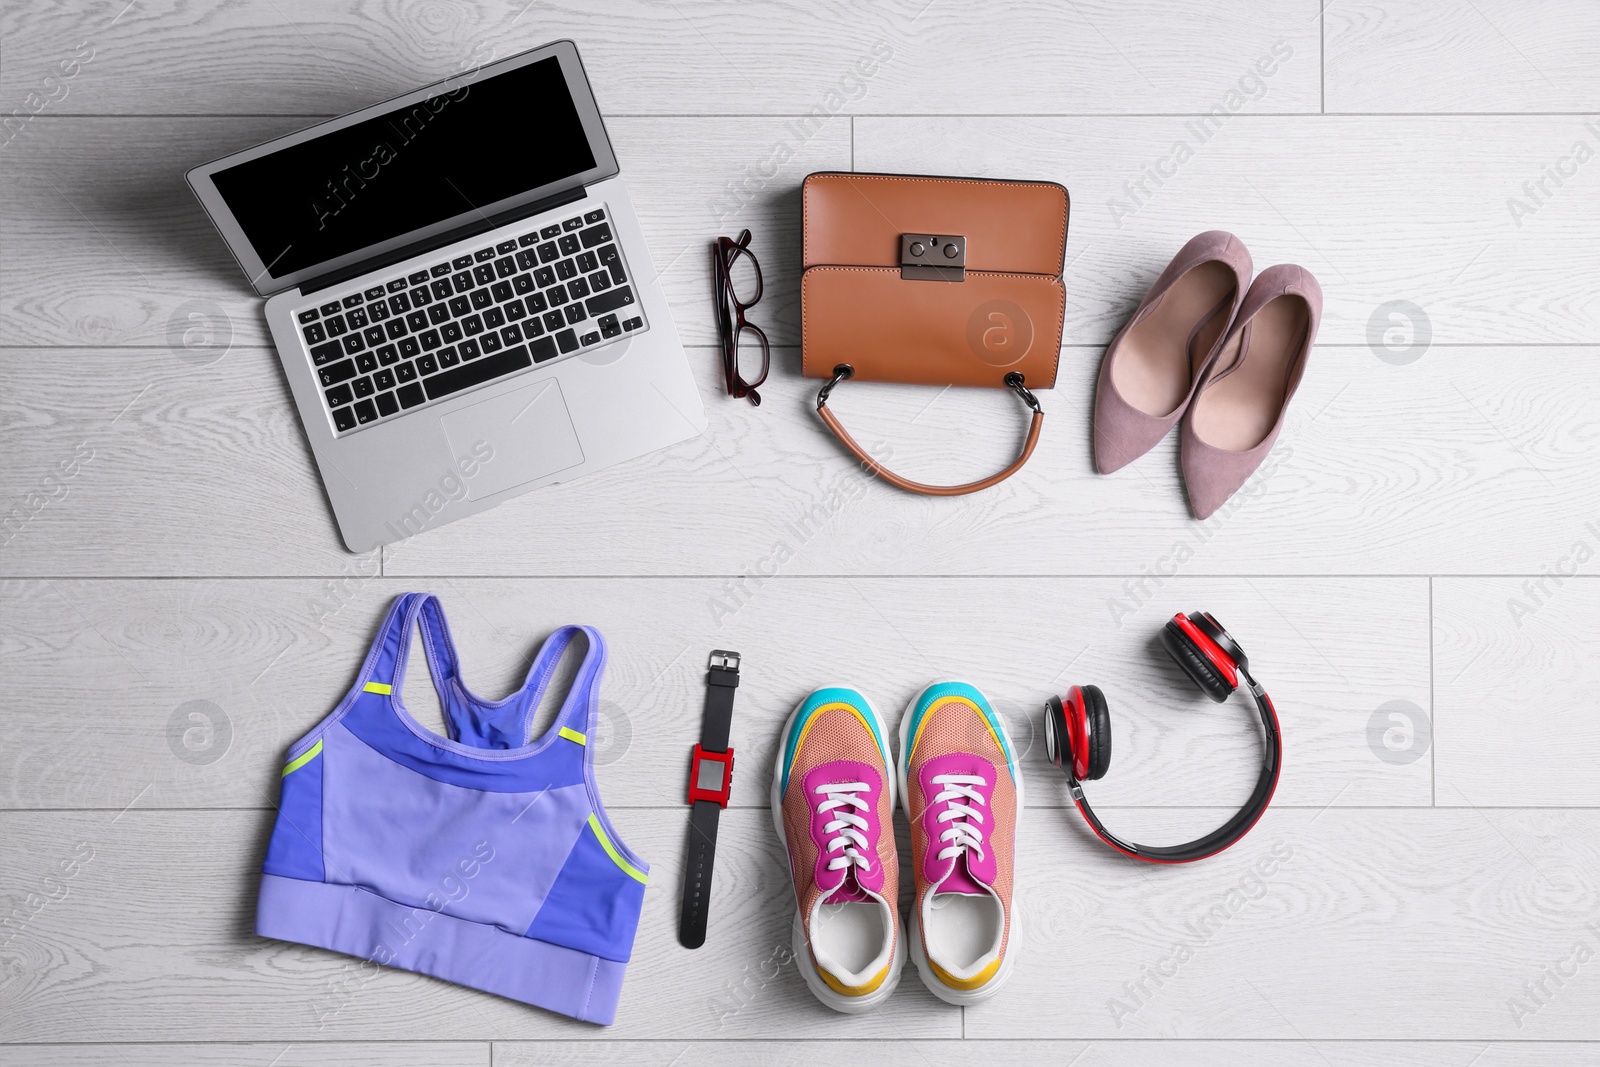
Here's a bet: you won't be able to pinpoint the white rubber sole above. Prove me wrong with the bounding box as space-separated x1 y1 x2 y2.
898 680 1022 1006
770 689 905 1014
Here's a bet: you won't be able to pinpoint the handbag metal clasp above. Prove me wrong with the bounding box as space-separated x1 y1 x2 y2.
900 233 966 281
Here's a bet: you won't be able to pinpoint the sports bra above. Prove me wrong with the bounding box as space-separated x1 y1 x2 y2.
255 592 648 1025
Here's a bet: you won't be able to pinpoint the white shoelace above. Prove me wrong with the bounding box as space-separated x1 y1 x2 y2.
813 782 873 874
930 773 988 864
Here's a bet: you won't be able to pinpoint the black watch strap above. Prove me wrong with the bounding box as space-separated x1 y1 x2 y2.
679 651 739 949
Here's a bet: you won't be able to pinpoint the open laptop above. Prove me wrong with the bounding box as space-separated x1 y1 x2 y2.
187 40 705 553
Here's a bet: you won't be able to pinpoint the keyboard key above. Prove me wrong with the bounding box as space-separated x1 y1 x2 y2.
423 343 533 401
540 224 561 239
501 324 523 345
375 390 399 417
438 346 460 368
388 278 409 292
346 307 368 328
622 316 643 331
555 329 579 353
319 359 358 387
534 266 556 288
398 383 426 408
461 315 484 336
564 303 586 325
576 251 598 273
408 270 430 285
419 329 442 350
580 330 600 346
588 270 611 292
537 241 559 263
417 354 439 375
558 234 580 256
519 232 539 246
516 249 536 271
491 280 514 303
580 223 612 249
432 302 454 324
441 321 463 343
473 264 494 286
352 375 375 398
324 315 347 336
584 208 606 224
389 292 412 314
523 316 544 338
374 368 396 390
310 340 344 365
406 310 429 332
496 239 517 255
366 300 388 321
586 286 635 316
599 313 621 338
556 259 577 281
364 285 386 301
298 308 320 324
376 344 400 366
494 256 516 278
385 319 409 340
568 277 590 299
354 399 379 424
355 351 378 373
398 337 421 359
446 296 469 318
598 244 626 284
505 299 526 320
408 286 430 307
562 217 584 232
324 383 353 407
332 405 358 432
483 307 505 329
363 325 386 347
470 288 492 310
396 361 418 382
343 294 364 309
513 273 535 294
342 333 366 355
542 310 565 332
432 279 453 300
452 255 473 270
479 331 502 354
452 271 475 293
459 338 481 360
527 292 548 312
320 301 342 316
302 322 326 344
474 247 495 263
432 263 452 277
531 336 558 362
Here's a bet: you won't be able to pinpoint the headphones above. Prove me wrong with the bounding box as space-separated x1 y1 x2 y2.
1042 611 1281 863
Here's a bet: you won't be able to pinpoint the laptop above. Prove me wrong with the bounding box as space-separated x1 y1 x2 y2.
187 40 706 552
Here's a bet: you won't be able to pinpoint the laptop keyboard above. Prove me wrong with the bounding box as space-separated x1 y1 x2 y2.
296 206 644 434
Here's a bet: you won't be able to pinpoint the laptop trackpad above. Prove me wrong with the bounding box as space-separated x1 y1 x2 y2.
439 378 585 500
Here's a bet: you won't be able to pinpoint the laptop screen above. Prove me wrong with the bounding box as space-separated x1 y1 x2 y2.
207 55 598 281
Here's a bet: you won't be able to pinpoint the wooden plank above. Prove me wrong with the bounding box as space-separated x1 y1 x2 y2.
1435 576 1600 807
0 576 1428 812
4 808 1598 1041
0 0 1320 117
0 809 956 1041
1326 0 1600 113
9 1045 488 1067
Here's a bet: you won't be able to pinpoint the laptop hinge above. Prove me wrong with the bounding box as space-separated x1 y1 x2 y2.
298 184 589 296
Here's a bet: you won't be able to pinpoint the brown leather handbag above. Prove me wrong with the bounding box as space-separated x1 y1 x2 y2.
802 171 1069 495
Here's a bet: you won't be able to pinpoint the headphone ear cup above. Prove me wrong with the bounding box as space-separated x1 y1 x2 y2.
1081 684 1112 780
1161 620 1235 703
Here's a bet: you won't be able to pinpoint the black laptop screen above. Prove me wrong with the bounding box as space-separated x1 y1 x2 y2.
211 57 596 277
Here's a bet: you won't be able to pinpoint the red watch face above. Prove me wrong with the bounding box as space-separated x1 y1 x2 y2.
687 744 735 807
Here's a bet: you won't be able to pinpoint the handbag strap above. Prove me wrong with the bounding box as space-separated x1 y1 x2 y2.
814 365 1044 497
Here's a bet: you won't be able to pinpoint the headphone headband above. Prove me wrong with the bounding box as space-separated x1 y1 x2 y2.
1043 611 1281 864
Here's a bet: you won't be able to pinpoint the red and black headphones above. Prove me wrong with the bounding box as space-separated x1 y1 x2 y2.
1042 611 1282 863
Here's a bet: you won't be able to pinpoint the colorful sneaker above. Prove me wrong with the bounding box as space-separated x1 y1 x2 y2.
771 686 904 1012
898 681 1022 1004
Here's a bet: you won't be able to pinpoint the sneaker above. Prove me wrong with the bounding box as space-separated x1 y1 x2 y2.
898 681 1021 1004
771 686 904 1012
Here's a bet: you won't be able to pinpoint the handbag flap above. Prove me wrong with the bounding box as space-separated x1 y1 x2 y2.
803 172 1069 275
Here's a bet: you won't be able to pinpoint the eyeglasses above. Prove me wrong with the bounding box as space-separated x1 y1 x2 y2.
712 229 769 406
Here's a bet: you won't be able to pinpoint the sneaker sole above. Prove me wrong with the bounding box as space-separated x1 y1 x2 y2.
770 688 905 1014
897 680 1023 1006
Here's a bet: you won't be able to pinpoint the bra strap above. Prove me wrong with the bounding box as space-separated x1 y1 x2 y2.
519 625 607 750
361 593 463 707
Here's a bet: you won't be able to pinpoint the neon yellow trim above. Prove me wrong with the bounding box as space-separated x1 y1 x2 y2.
558 726 587 746
282 739 323 777
586 813 647 884
930 953 1001 991
362 681 392 695
817 957 891 997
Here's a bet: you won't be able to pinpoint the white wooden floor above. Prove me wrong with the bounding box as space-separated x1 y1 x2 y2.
3 1 1600 1063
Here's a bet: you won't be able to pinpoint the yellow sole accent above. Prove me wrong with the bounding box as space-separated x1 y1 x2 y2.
792 702 876 769
586 813 647 884
817 957 891 997
281 739 323 777
929 953 1001 992
362 681 392 695
558 726 587 746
